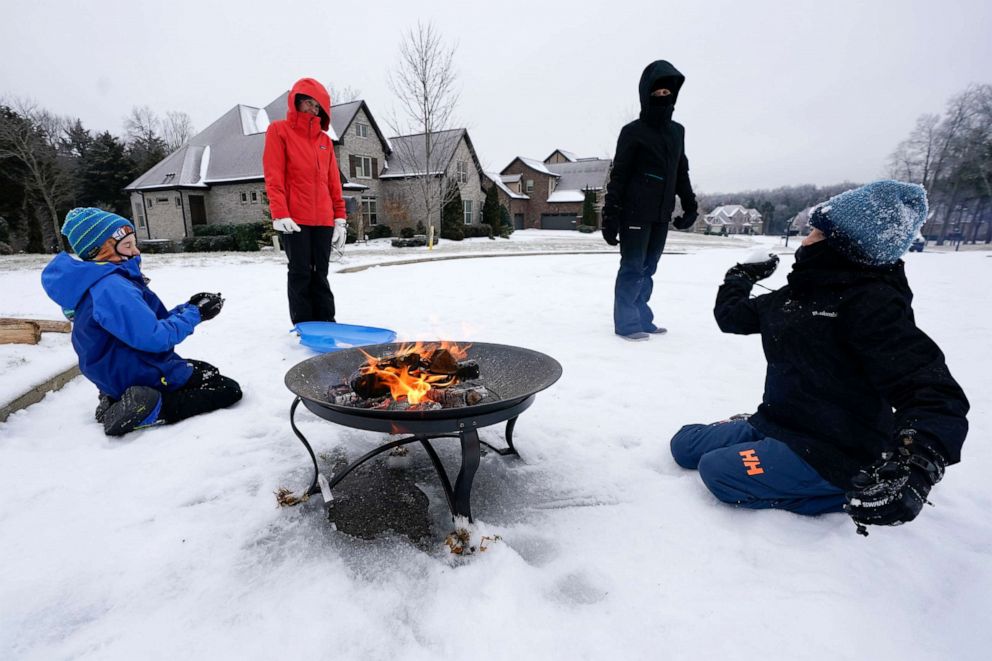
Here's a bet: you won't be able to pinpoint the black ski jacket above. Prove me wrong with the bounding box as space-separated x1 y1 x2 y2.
604 60 697 226
714 243 969 488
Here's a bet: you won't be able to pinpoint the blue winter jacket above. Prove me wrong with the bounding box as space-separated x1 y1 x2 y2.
41 254 201 399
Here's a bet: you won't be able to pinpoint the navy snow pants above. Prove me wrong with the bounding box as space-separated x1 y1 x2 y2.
614 222 668 335
670 420 845 516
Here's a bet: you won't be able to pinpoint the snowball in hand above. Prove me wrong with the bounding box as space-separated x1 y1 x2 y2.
742 248 776 264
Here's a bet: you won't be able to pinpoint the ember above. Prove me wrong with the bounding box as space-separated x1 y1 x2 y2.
329 342 490 410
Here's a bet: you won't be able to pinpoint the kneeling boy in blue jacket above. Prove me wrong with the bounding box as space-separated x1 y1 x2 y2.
42 208 242 436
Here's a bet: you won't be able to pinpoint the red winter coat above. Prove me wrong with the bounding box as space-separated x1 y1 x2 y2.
263 78 346 226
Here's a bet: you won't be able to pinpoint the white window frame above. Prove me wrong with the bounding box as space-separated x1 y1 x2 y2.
456 160 468 184
240 191 248 204
362 195 378 226
463 199 473 225
250 190 258 204
355 122 370 138
525 179 534 193
133 203 146 228
356 155 373 179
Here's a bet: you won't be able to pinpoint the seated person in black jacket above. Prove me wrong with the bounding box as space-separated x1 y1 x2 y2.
670 180 969 532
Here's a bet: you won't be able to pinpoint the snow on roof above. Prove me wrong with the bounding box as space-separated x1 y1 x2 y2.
501 173 521 183
517 157 559 177
544 149 577 163
547 190 586 203
485 172 529 200
545 158 611 192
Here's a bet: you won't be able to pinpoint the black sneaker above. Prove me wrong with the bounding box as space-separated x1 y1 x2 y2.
94 393 115 423
103 386 163 436
645 326 668 335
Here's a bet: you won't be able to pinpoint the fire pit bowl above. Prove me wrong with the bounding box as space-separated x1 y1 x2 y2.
283 342 562 521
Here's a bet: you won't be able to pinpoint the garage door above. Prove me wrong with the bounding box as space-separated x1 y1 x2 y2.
513 214 525 230
540 214 578 230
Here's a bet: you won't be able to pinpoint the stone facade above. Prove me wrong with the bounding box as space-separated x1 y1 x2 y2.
378 134 486 233
204 181 270 225
335 107 388 233
130 182 270 240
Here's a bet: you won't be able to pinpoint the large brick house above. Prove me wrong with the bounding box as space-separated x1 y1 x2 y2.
703 205 763 235
490 151 611 230
125 94 391 239
379 128 486 232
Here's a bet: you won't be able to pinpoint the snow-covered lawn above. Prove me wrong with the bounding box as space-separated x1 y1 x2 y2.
1 237 989 660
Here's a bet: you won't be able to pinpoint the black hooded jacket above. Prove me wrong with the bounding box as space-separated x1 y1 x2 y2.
714 243 969 489
604 61 697 226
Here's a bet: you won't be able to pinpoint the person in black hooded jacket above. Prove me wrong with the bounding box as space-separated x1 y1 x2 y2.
670 181 969 532
602 60 698 340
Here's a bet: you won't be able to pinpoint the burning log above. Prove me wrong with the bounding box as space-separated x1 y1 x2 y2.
425 385 488 408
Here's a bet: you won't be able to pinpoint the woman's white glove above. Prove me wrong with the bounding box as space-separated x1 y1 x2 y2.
332 218 348 249
273 218 301 233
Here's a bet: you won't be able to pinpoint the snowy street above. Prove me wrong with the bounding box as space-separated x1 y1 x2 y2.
1 233 990 660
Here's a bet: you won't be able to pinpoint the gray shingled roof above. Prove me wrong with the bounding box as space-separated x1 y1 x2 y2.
547 158 612 192
382 129 466 178
126 94 384 191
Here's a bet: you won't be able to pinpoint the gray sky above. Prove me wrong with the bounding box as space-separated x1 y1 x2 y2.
2 0 990 193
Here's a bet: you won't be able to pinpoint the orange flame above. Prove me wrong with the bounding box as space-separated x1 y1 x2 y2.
357 341 472 404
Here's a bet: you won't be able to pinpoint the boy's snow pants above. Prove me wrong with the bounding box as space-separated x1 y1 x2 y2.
670 420 846 516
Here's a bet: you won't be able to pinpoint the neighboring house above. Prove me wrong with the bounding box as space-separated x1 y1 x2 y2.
125 93 391 240
379 128 486 232
483 172 530 229
789 206 814 235
703 204 763 235
497 151 611 230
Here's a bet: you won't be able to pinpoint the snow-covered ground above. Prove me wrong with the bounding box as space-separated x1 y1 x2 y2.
1 233 989 660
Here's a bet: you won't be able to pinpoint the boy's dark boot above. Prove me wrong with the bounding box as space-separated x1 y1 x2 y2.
94 393 114 423
103 386 163 436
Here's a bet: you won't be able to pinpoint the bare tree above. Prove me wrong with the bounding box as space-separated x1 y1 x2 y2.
124 105 161 144
0 98 72 251
386 21 460 238
327 84 362 105
162 111 195 152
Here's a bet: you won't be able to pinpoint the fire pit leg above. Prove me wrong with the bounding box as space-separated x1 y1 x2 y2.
479 416 519 456
289 397 322 499
453 428 482 521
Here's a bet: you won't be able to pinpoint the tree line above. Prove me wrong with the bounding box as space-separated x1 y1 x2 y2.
888 84 992 243
0 100 194 253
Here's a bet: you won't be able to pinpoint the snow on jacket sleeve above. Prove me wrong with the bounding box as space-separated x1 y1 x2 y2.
604 124 635 221
840 286 969 463
714 277 761 335
263 123 290 219
90 278 202 354
327 146 347 219
676 153 697 215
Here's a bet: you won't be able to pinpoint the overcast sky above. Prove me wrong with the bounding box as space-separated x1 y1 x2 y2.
2 0 990 193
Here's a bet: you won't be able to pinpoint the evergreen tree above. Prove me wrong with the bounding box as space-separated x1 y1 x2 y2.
498 204 513 237
80 132 136 215
128 135 168 175
440 182 464 240
581 188 597 227
482 183 500 234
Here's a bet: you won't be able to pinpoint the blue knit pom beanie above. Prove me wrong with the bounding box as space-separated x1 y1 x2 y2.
61 208 135 260
809 180 928 266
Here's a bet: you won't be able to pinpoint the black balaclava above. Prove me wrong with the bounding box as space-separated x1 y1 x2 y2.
638 60 685 127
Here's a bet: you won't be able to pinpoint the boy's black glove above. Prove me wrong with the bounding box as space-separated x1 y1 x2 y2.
189 292 224 321
845 431 946 531
725 255 779 284
601 214 620 246
672 210 698 230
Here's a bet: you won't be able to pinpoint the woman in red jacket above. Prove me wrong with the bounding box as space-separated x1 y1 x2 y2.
263 77 347 323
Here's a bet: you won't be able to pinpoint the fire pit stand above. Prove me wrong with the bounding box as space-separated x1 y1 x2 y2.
284 342 562 523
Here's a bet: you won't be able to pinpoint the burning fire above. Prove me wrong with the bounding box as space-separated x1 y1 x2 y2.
357 341 472 405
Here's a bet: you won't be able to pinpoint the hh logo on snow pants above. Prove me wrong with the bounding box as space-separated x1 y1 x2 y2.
739 449 765 476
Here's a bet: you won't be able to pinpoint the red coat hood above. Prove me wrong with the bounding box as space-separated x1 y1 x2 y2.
287 77 331 132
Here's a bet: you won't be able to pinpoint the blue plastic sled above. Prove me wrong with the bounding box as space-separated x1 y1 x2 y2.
291 322 397 353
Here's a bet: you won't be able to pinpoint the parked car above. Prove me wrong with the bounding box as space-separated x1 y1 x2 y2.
909 232 925 252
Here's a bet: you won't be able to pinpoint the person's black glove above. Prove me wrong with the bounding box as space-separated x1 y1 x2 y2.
724 254 779 283
189 292 224 321
845 431 947 534
672 210 698 230
601 214 619 246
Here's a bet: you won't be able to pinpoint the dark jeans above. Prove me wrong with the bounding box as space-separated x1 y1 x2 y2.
613 221 668 335
670 420 845 516
283 225 335 324
158 360 242 424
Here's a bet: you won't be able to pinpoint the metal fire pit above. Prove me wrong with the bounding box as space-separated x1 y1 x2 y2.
284 342 563 521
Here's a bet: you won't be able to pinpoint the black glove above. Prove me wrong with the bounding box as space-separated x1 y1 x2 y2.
189 292 224 321
725 255 779 283
845 431 946 533
672 210 698 230
601 215 619 246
